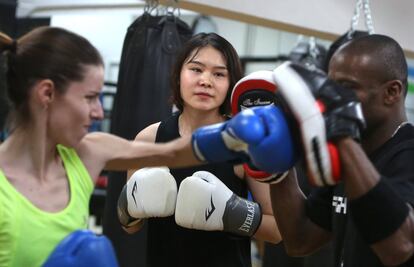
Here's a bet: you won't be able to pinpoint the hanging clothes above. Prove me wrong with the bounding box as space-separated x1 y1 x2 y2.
102 12 192 267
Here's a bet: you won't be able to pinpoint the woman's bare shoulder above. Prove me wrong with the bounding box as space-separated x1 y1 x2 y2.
135 122 161 142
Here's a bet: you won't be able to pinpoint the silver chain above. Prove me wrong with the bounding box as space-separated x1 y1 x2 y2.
362 0 375 34
348 0 375 39
144 0 180 16
391 122 410 138
309 36 318 59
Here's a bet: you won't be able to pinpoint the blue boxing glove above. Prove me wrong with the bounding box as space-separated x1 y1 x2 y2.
42 230 119 267
246 105 297 173
192 105 297 174
231 70 291 183
192 108 266 164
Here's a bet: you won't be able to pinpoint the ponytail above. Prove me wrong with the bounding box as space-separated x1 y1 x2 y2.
0 32 16 54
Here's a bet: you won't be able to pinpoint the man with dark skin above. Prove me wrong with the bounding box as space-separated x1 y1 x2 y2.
270 34 414 267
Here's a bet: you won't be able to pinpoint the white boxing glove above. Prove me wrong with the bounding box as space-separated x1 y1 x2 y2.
175 171 262 237
117 167 177 227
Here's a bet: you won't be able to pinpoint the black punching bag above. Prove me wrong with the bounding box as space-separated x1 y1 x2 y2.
102 12 192 267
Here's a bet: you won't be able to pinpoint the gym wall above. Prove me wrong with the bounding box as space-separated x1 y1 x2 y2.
16 0 414 125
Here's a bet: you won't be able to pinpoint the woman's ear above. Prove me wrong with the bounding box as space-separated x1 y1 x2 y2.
33 79 55 108
384 80 403 106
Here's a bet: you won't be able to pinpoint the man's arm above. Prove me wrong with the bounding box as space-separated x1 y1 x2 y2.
270 169 332 256
246 174 282 244
338 138 414 266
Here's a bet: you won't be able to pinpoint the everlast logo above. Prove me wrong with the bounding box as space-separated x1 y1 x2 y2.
238 201 256 233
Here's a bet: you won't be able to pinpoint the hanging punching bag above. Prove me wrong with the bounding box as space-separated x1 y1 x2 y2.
102 12 192 267
323 30 369 71
288 39 327 71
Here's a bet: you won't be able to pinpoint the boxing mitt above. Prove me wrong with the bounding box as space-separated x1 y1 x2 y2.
272 61 365 186
230 70 280 114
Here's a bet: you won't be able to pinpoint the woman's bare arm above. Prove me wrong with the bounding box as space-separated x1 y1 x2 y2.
76 131 202 184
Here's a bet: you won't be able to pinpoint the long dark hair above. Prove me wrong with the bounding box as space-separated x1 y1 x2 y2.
170 32 242 116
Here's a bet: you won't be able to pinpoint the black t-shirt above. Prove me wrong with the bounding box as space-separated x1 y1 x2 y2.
147 112 251 267
306 123 414 267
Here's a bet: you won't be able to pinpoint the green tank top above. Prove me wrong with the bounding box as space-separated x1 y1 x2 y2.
0 145 94 267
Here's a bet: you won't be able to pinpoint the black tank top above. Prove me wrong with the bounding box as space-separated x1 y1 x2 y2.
147 112 251 267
